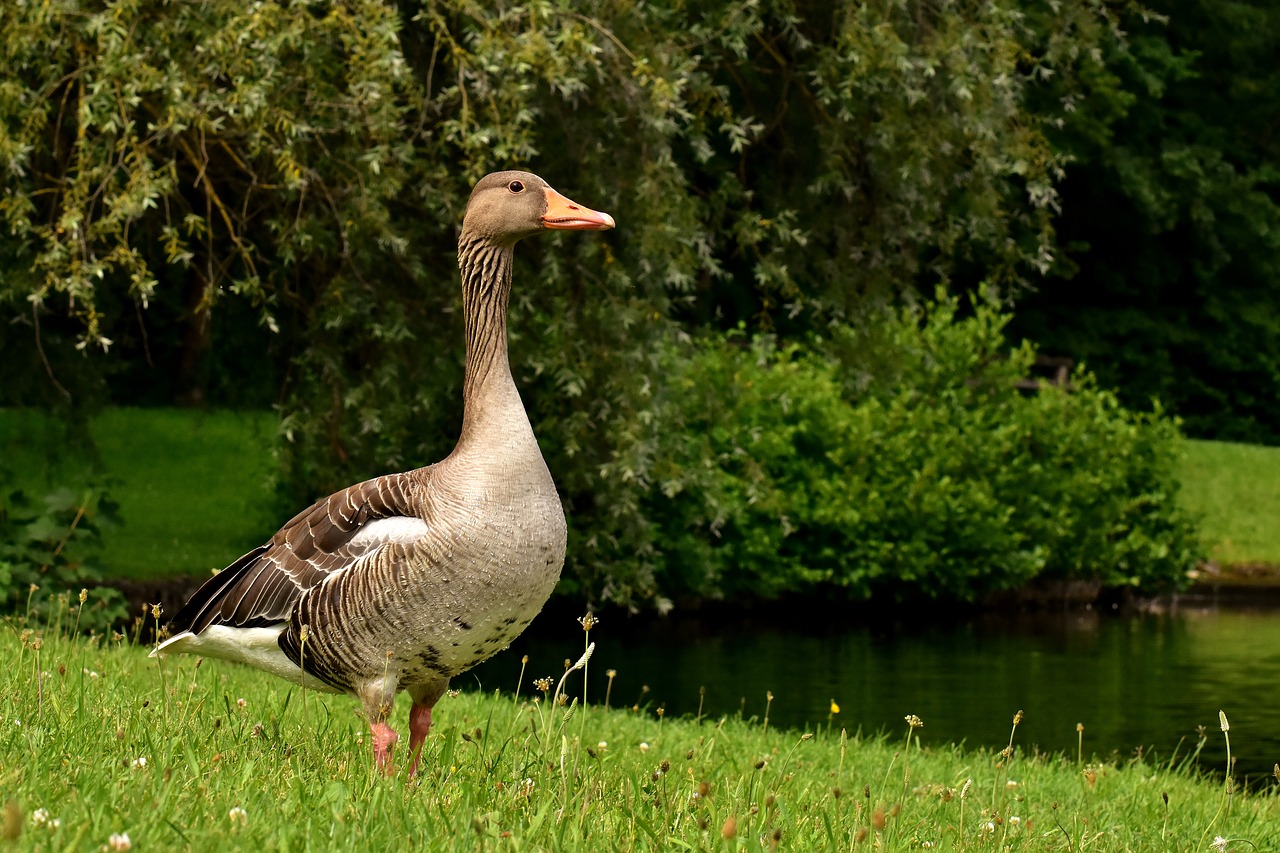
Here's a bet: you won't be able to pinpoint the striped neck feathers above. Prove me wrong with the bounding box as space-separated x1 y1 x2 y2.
458 236 521 433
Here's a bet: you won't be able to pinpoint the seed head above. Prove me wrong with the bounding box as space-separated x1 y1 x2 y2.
960 778 972 799
1219 710 1229 732
1076 722 1084 732
1013 709 1024 726
150 603 162 620
578 613 597 632
905 714 923 729
79 589 88 605
533 677 552 692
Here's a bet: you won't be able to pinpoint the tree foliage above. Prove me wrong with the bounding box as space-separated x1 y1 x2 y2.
1011 0 1280 443
0 0 1205 606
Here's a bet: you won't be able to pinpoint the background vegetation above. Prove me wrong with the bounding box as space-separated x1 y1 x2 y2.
2 0 1274 608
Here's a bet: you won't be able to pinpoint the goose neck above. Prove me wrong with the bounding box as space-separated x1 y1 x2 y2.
458 237 520 430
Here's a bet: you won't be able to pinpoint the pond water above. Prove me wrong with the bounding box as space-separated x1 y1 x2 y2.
471 602 1280 782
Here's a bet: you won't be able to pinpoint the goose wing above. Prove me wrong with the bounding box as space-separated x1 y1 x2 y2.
167 470 430 635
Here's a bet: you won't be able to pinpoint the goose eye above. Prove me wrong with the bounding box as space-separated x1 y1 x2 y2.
508 180 525 193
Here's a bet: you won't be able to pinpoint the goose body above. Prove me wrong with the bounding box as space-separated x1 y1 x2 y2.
153 171 615 772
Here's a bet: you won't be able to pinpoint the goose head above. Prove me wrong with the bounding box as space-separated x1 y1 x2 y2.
463 171 615 246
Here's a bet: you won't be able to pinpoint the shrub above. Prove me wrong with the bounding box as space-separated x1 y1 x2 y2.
0 477 128 631
614 292 1201 605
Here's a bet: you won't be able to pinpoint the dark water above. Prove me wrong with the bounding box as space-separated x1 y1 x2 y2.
471 603 1280 781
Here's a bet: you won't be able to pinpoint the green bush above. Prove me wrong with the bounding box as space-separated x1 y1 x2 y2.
605 292 1201 604
0 477 128 631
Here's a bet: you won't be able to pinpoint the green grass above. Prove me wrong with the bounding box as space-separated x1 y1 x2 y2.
1177 439 1280 567
1 598 1276 851
6 409 1280 583
1 408 279 579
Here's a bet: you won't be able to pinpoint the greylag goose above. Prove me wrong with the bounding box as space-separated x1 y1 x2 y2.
152 171 614 774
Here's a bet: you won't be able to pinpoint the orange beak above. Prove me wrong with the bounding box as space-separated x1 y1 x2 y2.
541 187 616 231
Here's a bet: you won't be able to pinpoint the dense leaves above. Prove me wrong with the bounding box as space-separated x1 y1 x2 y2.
607 294 1199 604
1012 0 1280 443
0 1 1216 606
0 478 127 630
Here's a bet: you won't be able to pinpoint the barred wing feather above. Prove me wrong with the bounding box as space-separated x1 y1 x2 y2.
167 470 430 635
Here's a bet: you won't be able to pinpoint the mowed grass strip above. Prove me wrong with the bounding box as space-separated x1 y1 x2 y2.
1177 439 1280 568
7 408 1280 580
1 408 279 579
1 600 1276 851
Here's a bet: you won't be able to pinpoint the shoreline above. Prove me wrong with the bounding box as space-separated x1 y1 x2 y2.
100 562 1280 639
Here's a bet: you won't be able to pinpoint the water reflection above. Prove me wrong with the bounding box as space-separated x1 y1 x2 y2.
470 605 1280 781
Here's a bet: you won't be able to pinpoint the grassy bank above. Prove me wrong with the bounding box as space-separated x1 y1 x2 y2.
2 600 1276 851
6 408 1280 581
1175 439 1280 569
1 408 278 579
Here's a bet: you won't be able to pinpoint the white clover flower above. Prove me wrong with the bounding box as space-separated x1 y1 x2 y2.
597 741 608 750
130 757 147 770
236 698 247 710
107 832 132 851
1006 779 1019 788
31 808 49 827
1009 816 1021 827
229 806 247 826
639 742 650 752
1213 837 1230 853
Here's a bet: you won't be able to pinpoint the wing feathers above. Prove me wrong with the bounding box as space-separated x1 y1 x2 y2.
166 470 429 636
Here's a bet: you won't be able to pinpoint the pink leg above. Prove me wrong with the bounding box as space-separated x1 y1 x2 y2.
406 702 434 777
369 721 400 775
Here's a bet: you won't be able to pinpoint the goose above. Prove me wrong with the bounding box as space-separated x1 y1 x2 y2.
152 171 615 774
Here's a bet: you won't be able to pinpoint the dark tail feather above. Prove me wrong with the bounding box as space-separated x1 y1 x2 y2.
166 544 270 635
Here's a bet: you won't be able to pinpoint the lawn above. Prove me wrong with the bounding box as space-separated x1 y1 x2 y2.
6 408 1280 582
1175 439 1280 568
1 408 279 579
1 599 1276 851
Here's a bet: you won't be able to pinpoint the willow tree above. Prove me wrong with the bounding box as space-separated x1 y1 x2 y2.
0 0 1136 605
